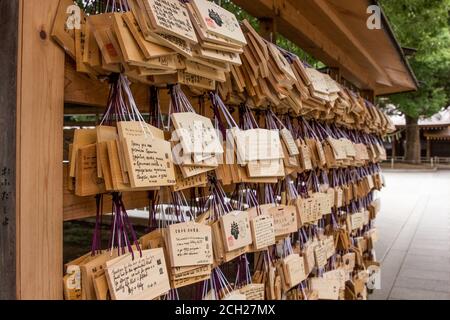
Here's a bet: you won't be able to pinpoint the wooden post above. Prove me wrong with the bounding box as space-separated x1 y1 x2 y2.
392 135 397 159
426 139 431 160
258 17 277 43
360 89 375 104
328 67 341 83
0 0 19 300
16 0 64 299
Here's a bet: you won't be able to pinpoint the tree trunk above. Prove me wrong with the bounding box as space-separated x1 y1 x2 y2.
405 115 421 163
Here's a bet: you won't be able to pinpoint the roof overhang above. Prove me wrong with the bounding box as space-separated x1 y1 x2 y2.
232 0 419 96
424 127 450 140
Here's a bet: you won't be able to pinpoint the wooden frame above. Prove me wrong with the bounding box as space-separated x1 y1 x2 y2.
15 0 65 299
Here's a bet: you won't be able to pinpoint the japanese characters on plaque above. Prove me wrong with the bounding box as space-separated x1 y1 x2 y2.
145 0 197 43
268 205 297 237
104 248 170 300
171 112 223 157
250 214 276 250
123 136 176 188
283 254 307 288
235 129 283 163
166 222 213 267
239 283 265 300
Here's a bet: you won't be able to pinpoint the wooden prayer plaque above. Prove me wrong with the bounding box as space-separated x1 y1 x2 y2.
63 265 82 300
150 32 193 57
185 60 226 82
292 197 314 226
323 268 347 290
220 211 252 252
310 278 340 300
172 167 208 191
314 243 328 268
283 254 307 288
303 243 316 275
89 13 124 65
177 70 216 90
70 128 97 177
96 125 118 178
194 46 242 65
342 252 356 272
80 251 117 300
52 0 81 59
268 205 297 237
171 112 223 156
247 159 285 178
122 12 175 59
350 211 364 230
122 136 176 188
75 144 106 196
239 283 265 300
105 248 170 300
166 222 213 267
144 0 198 43
323 236 336 259
235 129 283 162
250 214 276 250
190 0 247 45
171 265 211 280
117 121 164 140
280 128 299 156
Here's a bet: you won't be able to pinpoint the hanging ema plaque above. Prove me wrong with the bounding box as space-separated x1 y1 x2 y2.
171 112 224 157
189 0 247 45
166 222 213 267
144 0 198 43
250 214 276 250
122 136 176 188
220 211 252 252
104 248 170 300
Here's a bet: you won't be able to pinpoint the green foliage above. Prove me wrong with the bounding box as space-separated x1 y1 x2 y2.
379 0 450 118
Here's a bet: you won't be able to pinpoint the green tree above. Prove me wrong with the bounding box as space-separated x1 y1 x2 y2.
379 0 450 163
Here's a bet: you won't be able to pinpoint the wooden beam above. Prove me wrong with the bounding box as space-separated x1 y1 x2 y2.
309 0 393 88
360 89 375 104
64 59 150 108
64 104 105 115
233 0 375 90
63 165 149 221
16 0 64 299
64 191 150 221
0 0 19 300
328 67 341 83
258 17 277 43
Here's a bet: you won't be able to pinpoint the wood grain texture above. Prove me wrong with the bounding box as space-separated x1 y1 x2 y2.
233 0 417 95
16 0 64 299
0 0 19 300
63 165 149 221
64 59 150 108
